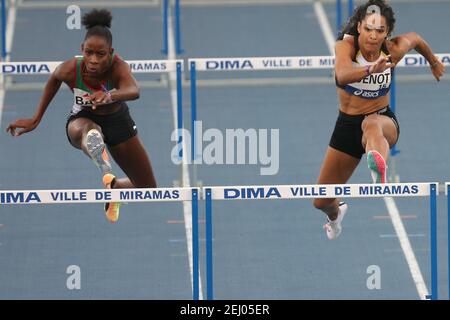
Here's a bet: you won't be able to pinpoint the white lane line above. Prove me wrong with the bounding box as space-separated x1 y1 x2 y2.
167 6 204 300
312 0 335 55
0 0 18 125
384 197 429 300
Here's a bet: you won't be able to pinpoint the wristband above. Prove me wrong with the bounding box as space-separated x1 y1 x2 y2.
101 84 112 100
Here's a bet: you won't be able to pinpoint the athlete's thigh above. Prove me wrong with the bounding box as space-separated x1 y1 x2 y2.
67 117 101 149
108 135 156 187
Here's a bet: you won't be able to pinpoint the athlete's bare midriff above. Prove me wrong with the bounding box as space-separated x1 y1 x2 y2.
338 88 390 115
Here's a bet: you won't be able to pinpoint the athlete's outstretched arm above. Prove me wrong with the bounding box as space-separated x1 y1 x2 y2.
6 61 71 136
390 32 445 81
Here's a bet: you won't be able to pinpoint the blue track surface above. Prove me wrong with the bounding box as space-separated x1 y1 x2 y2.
0 1 449 299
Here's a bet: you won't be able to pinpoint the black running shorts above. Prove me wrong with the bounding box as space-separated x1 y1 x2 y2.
66 102 138 147
329 106 400 159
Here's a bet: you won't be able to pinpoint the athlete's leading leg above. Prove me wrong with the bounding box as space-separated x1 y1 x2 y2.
67 117 112 174
362 114 398 183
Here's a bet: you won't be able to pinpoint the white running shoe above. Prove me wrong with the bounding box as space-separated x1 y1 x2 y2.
323 202 348 240
86 129 112 174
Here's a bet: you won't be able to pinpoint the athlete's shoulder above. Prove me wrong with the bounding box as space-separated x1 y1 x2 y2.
59 57 78 70
110 53 132 74
109 52 123 64
53 57 77 81
335 35 356 59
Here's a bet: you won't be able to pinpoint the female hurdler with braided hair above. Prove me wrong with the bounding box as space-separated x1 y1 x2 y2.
6 9 157 222
314 0 445 240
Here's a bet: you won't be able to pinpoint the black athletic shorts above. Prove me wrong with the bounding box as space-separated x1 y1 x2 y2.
329 106 400 159
66 102 138 147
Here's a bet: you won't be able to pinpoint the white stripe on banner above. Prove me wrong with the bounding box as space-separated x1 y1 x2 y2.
189 54 450 71
0 188 195 205
0 60 184 74
208 183 436 200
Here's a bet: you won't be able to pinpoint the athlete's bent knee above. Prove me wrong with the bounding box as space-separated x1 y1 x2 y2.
313 198 334 211
361 116 381 133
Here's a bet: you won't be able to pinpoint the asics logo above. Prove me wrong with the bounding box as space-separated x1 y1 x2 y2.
353 90 380 98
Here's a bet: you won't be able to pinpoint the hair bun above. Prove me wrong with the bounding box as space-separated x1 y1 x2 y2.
82 9 112 29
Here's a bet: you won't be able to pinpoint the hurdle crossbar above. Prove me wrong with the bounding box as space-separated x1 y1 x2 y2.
0 59 184 74
0 187 194 204
190 54 450 72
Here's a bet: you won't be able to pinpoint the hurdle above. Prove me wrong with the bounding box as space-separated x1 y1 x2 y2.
203 182 439 300
0 182 443 299
0 187 201 300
